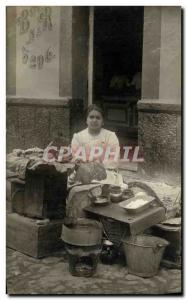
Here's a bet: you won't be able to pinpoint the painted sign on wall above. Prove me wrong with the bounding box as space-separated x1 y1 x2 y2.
16 6 60 98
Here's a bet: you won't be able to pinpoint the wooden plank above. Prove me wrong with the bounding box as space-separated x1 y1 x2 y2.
129 208 165 235
118 161 138 172
24 173 45 218
7 213 64 258
84 203 165 235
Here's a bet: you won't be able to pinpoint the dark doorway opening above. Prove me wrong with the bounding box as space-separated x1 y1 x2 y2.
93 6 144 149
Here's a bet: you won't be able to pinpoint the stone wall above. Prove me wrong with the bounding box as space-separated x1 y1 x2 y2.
6 97 71 152
138 102 181 176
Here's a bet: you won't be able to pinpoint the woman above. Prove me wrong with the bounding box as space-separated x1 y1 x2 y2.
66 104 127 219
71 104 120 169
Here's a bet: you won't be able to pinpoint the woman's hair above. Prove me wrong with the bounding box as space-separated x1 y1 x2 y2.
85 104 105 119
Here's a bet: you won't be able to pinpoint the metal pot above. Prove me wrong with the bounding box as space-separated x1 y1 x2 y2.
61 218 103 246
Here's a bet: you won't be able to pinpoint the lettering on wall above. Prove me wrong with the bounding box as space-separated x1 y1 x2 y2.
21 46 55 70
16 6 60 97
16 7 55 70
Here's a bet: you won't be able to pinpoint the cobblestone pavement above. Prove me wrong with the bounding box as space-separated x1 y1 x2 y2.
6 248 182 295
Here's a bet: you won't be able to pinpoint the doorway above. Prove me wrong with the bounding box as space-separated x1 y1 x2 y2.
91 7 144 149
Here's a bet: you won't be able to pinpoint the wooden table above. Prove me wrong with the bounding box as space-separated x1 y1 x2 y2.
84 203 166 235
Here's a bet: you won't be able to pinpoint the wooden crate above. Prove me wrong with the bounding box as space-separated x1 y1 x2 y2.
17 168 68 219
8 170 67 219
9 178 25 215
7 213 64 258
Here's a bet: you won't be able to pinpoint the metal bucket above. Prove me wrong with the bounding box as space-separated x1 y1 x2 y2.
123 235 169 277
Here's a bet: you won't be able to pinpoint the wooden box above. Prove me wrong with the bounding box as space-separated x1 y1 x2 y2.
24 170 68 219
9 178 25 215
8 168 68 219
7 213 64 258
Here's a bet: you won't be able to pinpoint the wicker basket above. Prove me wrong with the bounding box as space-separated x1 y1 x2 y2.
100 217 128 247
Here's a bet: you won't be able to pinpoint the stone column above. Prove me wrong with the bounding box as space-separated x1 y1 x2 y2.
138 6 181 178
6 6 89 152
59 6 89 103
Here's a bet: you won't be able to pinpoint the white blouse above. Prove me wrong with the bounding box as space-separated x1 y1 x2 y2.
71 128 120 169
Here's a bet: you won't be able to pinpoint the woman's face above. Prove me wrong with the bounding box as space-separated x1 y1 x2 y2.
86 110 103 132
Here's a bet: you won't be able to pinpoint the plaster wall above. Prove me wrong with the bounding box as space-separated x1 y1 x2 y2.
138 6 181 177
16 7 60 98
